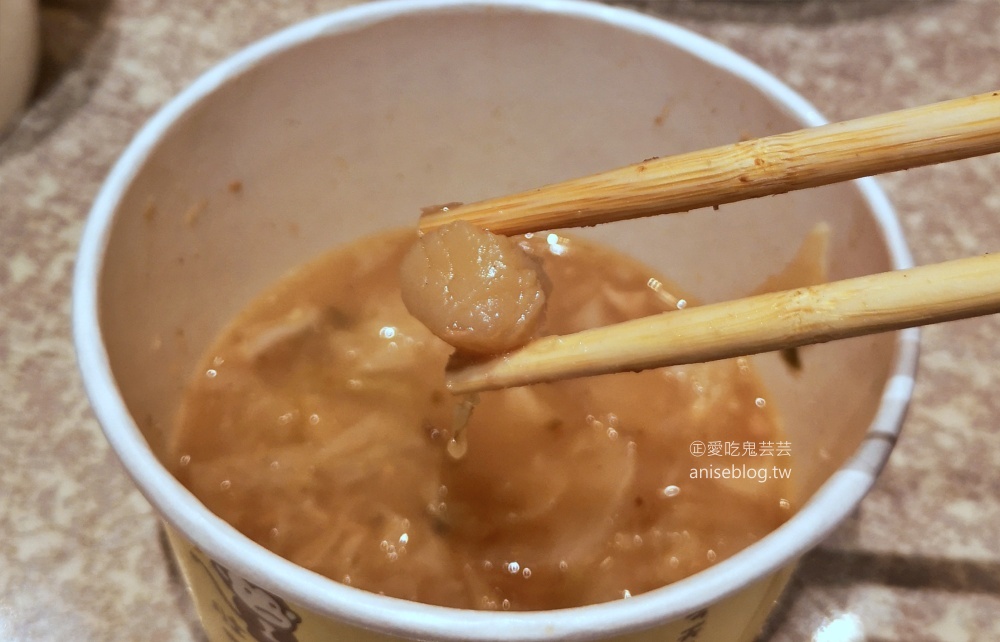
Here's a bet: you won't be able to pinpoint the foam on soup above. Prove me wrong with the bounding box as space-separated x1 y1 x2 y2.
167 229 793 610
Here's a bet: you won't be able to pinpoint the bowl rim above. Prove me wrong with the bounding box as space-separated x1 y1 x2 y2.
72 0 919 639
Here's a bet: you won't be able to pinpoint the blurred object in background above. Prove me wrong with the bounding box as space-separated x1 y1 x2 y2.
0 0 39 136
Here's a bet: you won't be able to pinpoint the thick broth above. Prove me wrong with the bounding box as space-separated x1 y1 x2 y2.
168 230 793 610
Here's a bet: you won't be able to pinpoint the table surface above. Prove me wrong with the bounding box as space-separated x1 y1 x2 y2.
2 1 999 640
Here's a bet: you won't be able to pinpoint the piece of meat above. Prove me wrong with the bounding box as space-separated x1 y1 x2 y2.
399 221 548 355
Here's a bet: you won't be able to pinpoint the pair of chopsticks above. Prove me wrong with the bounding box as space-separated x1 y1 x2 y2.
417 91 1000 393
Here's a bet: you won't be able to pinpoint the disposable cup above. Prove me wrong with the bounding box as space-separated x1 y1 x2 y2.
74 1 917 639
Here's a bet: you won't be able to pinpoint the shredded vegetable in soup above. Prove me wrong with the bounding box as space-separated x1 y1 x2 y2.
168 229 793 610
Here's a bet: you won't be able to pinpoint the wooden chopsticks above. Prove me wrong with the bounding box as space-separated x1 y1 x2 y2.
428 91 1000 393
419 91 1000 236
445 252 1000 393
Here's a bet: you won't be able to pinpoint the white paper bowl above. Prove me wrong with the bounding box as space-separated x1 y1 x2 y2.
74 1 917 640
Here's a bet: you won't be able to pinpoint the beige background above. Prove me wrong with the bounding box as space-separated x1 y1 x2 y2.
1 0 999 639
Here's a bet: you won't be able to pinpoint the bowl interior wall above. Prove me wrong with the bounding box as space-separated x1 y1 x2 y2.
99 7 896 503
